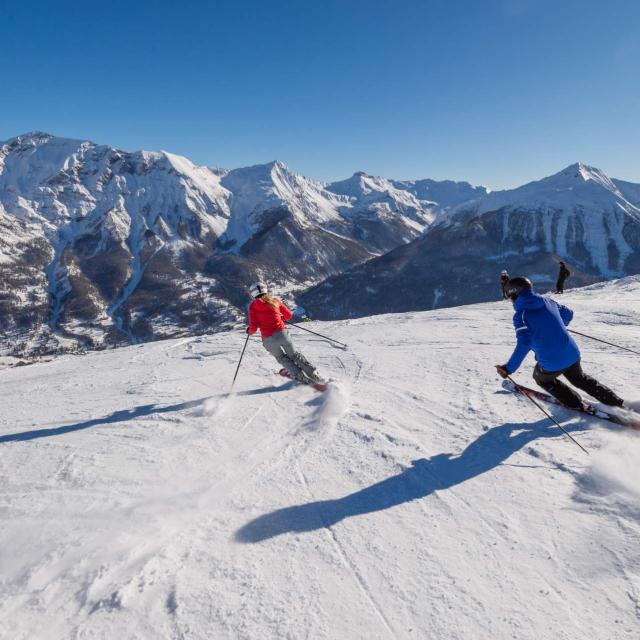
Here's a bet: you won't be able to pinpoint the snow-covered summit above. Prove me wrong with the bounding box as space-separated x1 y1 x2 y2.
391 176 490 210
458 162 640 220
446 162 640 277
327 171 437 231
218 160 346 249
328 171 401 199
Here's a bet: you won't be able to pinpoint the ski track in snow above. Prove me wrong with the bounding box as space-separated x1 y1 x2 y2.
1 278 640 638
294 463 398 640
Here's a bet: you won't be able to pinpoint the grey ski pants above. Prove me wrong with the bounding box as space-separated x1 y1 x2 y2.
262 330 316 383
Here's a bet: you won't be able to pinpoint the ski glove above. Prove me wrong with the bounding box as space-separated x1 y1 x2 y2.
495 364 509 379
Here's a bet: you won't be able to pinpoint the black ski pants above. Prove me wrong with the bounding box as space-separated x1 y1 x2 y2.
533 359 623 409
556 276 567 293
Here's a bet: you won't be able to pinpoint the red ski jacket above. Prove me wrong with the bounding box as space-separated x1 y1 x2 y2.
248 297 293 339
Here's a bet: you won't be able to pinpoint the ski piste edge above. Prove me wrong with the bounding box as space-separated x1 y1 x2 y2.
279 368 328 393
502 379 640 431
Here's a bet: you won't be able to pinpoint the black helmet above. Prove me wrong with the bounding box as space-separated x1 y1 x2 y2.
504 276 532 301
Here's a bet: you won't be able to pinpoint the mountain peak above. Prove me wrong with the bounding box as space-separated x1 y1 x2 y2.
327 172 391 198
454 161 635 225
546 162 624 197
264 159 288 172
554 162 610 183
20 130 54 140
2 131 55 146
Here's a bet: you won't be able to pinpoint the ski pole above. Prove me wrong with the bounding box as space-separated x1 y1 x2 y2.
568 329 640 357
230 332 251 392
506 375 590 455
286 322 348 349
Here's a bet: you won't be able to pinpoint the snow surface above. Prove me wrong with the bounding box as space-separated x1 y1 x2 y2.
1 279 639 639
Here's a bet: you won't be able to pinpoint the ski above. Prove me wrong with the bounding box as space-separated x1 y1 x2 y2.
279 368 328 393
502 379 640 430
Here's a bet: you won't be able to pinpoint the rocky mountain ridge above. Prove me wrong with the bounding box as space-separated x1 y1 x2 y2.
2 132 638 355
0 132 472 355
300 163 640 319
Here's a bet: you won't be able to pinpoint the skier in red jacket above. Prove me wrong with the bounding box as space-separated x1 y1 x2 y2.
247 282 323 385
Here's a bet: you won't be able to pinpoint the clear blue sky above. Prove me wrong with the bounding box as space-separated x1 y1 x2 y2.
1 0 639 189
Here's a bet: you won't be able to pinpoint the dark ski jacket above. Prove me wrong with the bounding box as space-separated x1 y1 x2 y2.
504 289 580 374
557 264 570 282
500 274 510 299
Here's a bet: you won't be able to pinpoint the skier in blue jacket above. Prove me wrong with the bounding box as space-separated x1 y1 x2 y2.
495 277 624 409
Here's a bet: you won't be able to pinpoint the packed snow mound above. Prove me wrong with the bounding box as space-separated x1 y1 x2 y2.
580 431 640 501
1 278 639 638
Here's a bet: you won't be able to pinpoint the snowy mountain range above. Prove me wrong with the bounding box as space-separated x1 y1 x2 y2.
301 163 640 319
0 132 480 355
1 132 639 355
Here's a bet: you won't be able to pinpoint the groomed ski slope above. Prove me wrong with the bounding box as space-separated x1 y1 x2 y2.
1 278 639 640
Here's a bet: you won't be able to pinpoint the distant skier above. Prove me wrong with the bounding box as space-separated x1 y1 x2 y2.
555 261 570 294
500 270 510 300
495 277 624 410
247 282 323 385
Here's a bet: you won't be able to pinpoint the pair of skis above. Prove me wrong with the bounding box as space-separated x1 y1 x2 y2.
279 368 328 393
279 366 638 427
503 379 640 431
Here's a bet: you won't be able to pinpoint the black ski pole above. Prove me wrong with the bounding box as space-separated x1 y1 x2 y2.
230 332 251 392
286 322 348 349
506 375 589 455
568 329 640 357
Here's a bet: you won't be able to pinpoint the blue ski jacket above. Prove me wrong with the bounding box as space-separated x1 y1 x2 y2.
504 289 580 374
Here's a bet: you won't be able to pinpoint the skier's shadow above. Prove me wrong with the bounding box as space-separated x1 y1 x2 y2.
0 384 295 444
235 418 589 544
0 398 210 443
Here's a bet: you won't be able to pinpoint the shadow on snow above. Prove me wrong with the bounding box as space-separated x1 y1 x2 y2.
0 384 292 443
235 417 589 543
0 398 210 443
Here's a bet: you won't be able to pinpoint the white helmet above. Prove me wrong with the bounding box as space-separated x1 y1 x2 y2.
249 282 268 298
500 270 508 276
